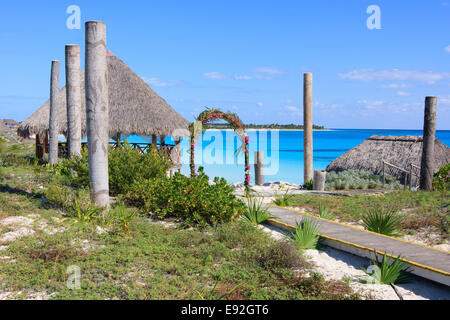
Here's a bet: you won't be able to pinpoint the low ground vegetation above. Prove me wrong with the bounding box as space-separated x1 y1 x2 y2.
0 137 360 299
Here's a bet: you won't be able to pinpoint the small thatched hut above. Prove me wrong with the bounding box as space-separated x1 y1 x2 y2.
17 53 190 141
326 135 450 183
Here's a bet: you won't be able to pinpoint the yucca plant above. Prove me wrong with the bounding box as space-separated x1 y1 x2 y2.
360 252 411 285
362 207 402 237
291 217 321 249
318 203 333 220
242 195 273 224
273 187 295 207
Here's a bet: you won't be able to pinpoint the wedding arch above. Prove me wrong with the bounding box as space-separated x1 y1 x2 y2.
189 109 250 190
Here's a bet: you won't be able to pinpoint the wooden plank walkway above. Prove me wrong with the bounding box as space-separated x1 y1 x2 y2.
265 204 450 286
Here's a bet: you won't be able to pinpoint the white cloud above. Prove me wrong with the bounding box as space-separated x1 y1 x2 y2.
234 75 252 80
143 77 183 87
203 72 227 79
357 100 385 110
445 45 450 53
380 83 409 89
284 105 301 116
257 102 263 107
253 67 284 75
396 91 411 96
339 69 450 84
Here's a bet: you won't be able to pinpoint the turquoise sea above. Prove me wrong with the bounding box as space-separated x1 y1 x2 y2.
122 129 450 185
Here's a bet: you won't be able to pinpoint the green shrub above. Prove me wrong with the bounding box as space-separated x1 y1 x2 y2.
433 163 450 191
361 207 402 237
55 141 170 195
242 194 273 224
325 170 402 190
360 252 411 285
125 168 246 226
108 142 170 195
291 217 321 249
303 179 313 190
44 181 103 222
55 149 90 187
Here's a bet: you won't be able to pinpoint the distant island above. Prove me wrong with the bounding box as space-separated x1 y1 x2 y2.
203 123 326 130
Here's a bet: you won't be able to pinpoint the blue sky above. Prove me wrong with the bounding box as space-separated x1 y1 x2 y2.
0 0 449 129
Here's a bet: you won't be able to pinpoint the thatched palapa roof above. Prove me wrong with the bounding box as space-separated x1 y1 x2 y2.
17 54 190 139
326 135 450 182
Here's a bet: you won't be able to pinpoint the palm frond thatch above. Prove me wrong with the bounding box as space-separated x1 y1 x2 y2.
326 135 450 182
17 55 190 139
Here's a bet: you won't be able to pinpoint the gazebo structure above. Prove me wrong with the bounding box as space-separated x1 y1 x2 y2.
17 53 190 167
326 135 450 186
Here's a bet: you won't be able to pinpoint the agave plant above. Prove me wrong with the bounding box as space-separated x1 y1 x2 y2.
362 207 402 237
360 252 411 285
291 217 321 249
318 203 333 220
242 194 273 224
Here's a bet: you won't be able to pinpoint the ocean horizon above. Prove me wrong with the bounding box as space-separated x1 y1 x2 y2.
118 129 450 185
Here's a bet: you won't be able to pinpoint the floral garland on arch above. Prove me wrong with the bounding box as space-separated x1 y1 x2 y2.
189 108 250 191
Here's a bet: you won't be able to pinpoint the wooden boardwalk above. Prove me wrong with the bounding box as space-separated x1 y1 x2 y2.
265 204 450 286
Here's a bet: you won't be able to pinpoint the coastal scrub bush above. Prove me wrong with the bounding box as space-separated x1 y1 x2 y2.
242 194 273 224
55 141 170 195
256 240 306 270
125 168 246 226
325 170 402 190
291 217 321 249
361 207 402 237
432 163 449 191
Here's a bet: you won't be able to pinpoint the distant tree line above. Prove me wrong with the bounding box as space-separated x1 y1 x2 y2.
202 123 325 130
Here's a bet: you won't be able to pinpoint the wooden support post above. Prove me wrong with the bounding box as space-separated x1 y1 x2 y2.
382 161 385 185
48 60 60 165
254 150 264 186
419 96 437 190
303 73 313 184
313 170 327 191
409 164 413 190
44 131 49 154
85 21 109 208
152 134 158 151
65 44 82 158
35 134 43 159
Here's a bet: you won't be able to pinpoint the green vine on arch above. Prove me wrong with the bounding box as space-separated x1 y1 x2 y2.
189 108 250 191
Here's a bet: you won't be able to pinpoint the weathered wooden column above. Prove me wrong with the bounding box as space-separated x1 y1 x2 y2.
254 150 264 186
303 73 313 183
85 21 109 208
48 60 60 165
65 44 82 158
419 96 437 190
313 170 327 191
